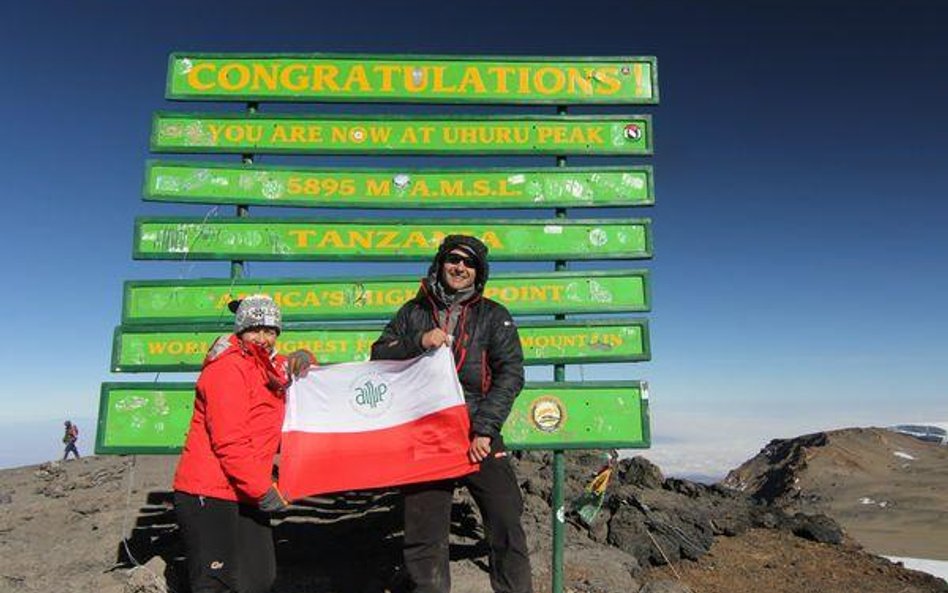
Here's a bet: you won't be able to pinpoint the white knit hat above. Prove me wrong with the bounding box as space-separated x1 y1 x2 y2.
230 294 282 335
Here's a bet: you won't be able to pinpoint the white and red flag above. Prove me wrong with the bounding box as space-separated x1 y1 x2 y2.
278 346 476 499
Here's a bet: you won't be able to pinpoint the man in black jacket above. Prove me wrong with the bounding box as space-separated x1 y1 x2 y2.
371 235 532 593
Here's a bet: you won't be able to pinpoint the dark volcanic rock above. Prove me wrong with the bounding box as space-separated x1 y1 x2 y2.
606 502 655 563
789 512 845 545
616 456 665 489
511 451 850 571
724 432 830 504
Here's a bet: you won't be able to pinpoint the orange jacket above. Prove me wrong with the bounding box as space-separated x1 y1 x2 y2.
173 335 289 503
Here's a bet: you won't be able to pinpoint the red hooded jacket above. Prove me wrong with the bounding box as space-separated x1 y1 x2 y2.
173 334 289 503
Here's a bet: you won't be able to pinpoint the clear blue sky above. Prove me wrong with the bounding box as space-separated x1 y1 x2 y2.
2 0 946 472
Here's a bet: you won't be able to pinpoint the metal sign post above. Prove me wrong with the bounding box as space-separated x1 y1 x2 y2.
551 103 569 593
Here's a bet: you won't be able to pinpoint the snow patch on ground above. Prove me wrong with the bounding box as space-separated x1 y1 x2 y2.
884 557 948 583
893 451 916 460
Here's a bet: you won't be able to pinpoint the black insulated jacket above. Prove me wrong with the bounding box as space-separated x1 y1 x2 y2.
370 236 524 439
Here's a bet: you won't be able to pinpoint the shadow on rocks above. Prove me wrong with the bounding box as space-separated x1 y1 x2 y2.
273 488 493 593
115 487 493 593
114 490 186 592
112 453 848 593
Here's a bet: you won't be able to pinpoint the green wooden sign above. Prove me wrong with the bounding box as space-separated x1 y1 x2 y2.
112 319 650 372
145 161 655 209
151 113 652 155
96 383 196 453
123 271 650 325
134 218 652 261
504 382 650 449
166 54 658 104
95 381 650 454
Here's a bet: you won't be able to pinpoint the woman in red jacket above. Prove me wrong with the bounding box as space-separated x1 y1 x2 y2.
173 294 312 593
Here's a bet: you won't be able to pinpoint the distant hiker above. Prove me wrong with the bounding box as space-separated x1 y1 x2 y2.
172 295 316 593
62 420 80 460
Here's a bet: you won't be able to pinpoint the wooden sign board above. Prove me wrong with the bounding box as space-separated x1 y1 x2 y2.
134 218 652 261
145 161 654 209
95 381 650 454
112 319 650 372
166 54 658 104
123 271 650 324
151 113 652 155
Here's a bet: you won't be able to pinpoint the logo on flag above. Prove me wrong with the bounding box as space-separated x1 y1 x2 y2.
350 373 392 416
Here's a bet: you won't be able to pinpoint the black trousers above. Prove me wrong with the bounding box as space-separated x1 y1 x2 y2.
174 492 276 593
402 440 533 593
62 442 79 460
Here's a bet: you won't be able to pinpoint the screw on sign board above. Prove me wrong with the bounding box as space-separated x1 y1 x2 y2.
99 52 657 593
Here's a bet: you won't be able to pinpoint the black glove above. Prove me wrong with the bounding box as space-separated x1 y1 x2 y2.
259 483 290 512
286 350 317 379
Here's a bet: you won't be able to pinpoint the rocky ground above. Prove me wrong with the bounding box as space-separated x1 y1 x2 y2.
0 429 946 593
724 427 948 560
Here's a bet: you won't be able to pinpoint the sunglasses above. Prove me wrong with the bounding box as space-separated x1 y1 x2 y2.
444 253 477 268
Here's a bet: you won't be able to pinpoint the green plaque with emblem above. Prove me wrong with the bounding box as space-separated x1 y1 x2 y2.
95 381 649 454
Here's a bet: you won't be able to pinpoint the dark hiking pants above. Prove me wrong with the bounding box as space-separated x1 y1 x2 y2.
174 492 275 593
402 440 533 593
62 443 80 460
